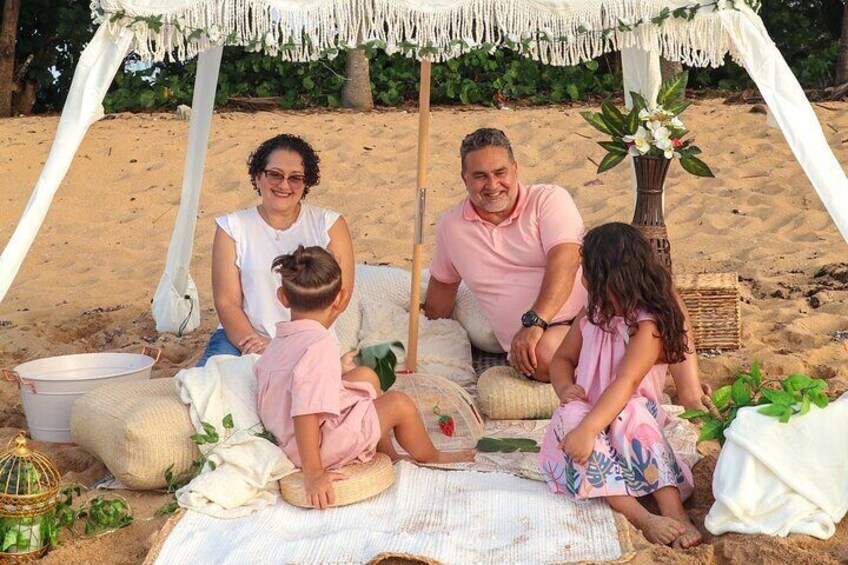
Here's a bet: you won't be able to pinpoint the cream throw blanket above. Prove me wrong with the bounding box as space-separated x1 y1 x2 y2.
174 354 295 519
706 392 848 539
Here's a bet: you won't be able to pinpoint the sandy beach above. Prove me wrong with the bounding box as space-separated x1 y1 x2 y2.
1 99 846 563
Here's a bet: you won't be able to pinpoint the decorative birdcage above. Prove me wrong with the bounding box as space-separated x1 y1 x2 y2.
0 432 61 561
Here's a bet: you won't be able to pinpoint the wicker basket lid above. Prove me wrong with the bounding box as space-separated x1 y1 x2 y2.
279 453 394 508
0 432 61 517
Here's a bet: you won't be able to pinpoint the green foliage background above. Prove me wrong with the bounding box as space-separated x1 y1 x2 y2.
8 0 845 113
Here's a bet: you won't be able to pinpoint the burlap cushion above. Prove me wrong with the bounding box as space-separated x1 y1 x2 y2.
71 378 197 489
279 452 395 508
477 366 560 420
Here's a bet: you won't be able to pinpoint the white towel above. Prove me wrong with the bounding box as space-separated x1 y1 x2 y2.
174 354 295 519
706 392 848 539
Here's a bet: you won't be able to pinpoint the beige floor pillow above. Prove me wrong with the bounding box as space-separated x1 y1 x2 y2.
477 366 560 420
335 264 412 351
279 453 395 508
71 377 197 489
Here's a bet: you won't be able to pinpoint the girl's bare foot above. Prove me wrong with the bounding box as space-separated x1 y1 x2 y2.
632 514 687 545
434 449 476 463
671 515 703 549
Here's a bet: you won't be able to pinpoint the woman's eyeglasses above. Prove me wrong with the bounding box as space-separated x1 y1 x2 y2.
262 170 306 189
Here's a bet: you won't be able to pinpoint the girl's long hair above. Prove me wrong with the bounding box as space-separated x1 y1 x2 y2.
582 222 689 364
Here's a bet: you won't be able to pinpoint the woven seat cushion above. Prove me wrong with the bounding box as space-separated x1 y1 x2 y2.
477 366 560 420
71 377 197 489
279 452 395 508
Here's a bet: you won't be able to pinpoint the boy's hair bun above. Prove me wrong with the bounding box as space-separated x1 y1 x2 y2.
272 245 342 311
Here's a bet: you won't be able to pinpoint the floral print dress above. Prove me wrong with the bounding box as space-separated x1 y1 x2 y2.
538 312 694 500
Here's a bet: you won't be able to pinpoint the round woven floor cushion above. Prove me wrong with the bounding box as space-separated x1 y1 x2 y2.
71 377 197 489
477 366 560 420
279 452 395 508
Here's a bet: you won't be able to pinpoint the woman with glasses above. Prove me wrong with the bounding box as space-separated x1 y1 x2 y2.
197 134 355 366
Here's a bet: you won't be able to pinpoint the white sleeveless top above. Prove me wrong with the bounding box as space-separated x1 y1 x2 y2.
216 204 341 338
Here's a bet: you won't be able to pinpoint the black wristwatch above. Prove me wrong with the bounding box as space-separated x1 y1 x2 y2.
521 310 549 330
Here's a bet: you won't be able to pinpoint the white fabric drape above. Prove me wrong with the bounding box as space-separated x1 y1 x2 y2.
721 10 848 243
0 25 132 302
151 45 222 334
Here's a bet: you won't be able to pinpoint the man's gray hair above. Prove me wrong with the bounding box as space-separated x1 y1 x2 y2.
460 128 515 169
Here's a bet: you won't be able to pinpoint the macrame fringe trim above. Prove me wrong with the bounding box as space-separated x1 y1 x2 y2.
97 0 754 67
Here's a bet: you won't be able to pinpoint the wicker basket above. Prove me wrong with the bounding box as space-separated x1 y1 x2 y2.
477 367 560 420
675 272 741 351
279 453 395 508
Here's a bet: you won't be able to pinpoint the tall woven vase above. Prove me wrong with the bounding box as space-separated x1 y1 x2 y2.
632 155 673 271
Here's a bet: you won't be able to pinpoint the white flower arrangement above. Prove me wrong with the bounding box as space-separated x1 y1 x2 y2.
581 71 714 177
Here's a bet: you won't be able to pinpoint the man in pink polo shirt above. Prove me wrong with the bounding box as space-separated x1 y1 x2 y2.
424 128 585 382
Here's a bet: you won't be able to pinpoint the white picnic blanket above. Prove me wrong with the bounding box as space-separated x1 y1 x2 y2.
174 354 296 519
706 392 848 539
153 461 629 565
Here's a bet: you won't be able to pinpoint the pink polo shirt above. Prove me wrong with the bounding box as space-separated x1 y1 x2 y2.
430 183 588 351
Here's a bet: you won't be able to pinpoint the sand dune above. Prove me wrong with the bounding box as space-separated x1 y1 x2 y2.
1 99 846 563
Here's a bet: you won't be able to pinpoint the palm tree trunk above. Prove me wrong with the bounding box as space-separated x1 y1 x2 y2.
837 1 848 84
342 48 373 109
0 0 22 117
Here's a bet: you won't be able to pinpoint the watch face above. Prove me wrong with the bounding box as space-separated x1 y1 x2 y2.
522 311 537 327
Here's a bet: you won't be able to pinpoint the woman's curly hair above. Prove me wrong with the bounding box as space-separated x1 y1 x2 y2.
582 222 689 364
247 134 321 196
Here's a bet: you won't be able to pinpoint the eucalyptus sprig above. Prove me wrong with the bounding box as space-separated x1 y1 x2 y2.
581 71 714 178
680 361 829 444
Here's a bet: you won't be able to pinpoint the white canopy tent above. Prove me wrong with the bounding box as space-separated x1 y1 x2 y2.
1 0 846 370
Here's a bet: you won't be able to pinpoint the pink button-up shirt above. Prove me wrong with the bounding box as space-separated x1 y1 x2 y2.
430 183 587 350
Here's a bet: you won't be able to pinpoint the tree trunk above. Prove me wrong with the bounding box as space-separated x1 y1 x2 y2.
837 1 848 84
341 48 373 109
660 59 684 83
0 0 22 117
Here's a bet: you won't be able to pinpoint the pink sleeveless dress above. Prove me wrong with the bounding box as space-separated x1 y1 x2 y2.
538 312 694 500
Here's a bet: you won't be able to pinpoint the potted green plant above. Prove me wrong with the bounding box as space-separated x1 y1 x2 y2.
581 71 714 270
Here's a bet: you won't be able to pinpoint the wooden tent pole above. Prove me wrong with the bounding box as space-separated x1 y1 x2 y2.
406 59 432 373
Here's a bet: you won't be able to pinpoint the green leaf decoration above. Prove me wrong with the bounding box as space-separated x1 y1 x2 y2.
750 359 762 387
664 99 691 116
760 387 796 406
800 395 811 416
580 111 612 135
625 106 640 135
355 341 404 391
657 70 688 107
757 404 786 417
784 373 812 393
600 100 627 137
222 414 234 430
596 151 627 174
712 385 732 411
779 406 794 423
476 437 540 453
190 433 207 445
813 393 829 409
680 154 715 177
731 380 751 407
628 91 649 112
698 419 725 442
2 530 16 552
679 409 709 420
597 141 628 155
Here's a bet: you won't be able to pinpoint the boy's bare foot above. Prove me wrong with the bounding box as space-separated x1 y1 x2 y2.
434 449 477 463
632 514 687 545
670 515 703 549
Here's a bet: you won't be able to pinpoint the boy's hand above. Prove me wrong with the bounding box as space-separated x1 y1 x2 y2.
303 470 345 510
558 384 587 405
559 424 595 466
340 347 360 374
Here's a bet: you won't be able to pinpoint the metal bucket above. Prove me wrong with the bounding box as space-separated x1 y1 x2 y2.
3 347 161 443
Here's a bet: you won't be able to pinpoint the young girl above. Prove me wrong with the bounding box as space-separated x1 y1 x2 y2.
539 223 702 549
256 245 475 510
